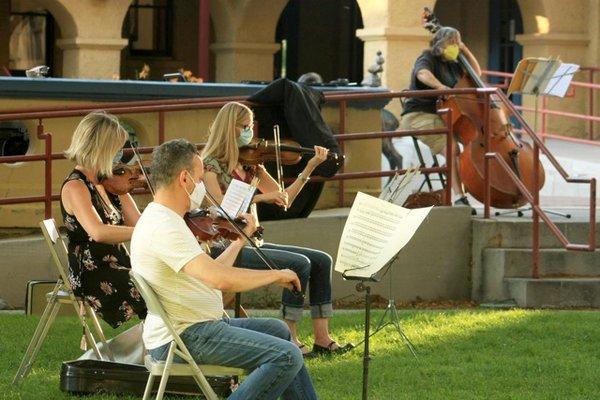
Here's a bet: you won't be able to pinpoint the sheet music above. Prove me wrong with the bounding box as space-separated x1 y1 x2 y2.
334 192 432 278
379 168 421 205
220 179 256 218
522 58 560 94
508 57 579 99
544 63 579 97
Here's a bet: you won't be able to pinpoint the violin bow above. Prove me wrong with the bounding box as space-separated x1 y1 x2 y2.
131 143 156 197
273 125 288 212
203 186 303 298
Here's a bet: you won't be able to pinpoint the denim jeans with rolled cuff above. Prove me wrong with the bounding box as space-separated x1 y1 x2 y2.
148 317 318 400
239 242 334 321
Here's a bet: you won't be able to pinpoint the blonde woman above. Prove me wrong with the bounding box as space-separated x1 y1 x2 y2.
202 102 352 356
60 111 146 328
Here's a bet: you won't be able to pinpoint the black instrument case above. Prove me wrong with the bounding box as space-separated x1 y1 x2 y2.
60 359 233 397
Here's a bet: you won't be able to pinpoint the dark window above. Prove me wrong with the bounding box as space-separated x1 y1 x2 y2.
274 0 363 84
123 0 173 57
8 11 55 76
0 122 29 158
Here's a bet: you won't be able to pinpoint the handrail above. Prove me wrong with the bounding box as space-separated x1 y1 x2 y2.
488 88 596 277
482 68 600 141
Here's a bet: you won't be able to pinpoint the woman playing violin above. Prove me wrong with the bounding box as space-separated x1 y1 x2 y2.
401 26 481 207
202 101 352 356
60 111 147 328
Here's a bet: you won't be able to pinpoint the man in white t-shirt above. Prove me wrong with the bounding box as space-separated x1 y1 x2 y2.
131 139 318 400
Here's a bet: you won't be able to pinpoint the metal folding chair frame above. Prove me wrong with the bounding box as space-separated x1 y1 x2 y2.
411 136 447 191
12 219 113 385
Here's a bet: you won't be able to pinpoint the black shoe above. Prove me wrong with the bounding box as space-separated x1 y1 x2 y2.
453 196 471 206
312 341 355 356
454 196 477 215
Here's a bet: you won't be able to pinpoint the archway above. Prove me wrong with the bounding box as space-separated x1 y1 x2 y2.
6 1 71 77
274 0 364 83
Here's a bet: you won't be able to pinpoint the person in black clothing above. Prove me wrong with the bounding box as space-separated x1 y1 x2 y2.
401 26 481 205
61 111 147 328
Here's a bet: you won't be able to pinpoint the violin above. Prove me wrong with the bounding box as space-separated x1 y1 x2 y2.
100 163 150 196
422 8 545 209
239 138 342 166
185 208 264 242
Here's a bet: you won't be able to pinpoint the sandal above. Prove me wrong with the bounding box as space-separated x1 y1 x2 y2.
298 343 315 358
312 341 355 356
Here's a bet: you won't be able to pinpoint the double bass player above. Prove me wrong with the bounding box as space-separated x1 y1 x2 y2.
400 26 481 207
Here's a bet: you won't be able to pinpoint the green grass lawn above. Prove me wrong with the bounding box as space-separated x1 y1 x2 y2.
1 309 599 399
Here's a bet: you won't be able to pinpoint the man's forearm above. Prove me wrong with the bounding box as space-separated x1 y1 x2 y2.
217 266 281 292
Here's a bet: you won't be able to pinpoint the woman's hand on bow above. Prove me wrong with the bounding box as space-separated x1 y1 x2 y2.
255 191 289 208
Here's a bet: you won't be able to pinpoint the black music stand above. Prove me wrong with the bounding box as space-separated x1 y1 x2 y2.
495 58 579 219
342 252 417 400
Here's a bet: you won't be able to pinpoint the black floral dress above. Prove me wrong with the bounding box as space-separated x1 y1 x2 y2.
60 169 147 328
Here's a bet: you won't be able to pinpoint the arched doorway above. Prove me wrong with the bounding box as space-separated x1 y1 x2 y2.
273 0 364 83
7 7 59 76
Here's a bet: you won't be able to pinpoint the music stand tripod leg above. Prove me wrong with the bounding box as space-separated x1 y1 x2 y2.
390 303 418 358
370 255 418 358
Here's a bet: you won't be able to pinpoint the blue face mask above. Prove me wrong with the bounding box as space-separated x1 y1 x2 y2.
112 148 124 166
237 127 254 147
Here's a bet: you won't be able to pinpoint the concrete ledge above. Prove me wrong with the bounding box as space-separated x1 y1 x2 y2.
0 206 472 309
261 206 473 305
0 236 57 309
507 278 600 308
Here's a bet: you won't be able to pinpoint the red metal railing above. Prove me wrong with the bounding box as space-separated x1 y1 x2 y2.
482 68 600 142
0 90 458 216
0 88 596 278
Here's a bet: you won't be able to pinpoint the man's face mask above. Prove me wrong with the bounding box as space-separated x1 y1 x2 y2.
442 44 459 62
236 126 254 147
185 172 206 212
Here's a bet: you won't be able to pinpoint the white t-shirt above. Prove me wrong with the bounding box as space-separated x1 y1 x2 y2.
130 202 223 350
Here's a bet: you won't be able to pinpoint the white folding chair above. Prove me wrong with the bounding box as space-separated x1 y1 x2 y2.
129 270 245 400
12 219 113 385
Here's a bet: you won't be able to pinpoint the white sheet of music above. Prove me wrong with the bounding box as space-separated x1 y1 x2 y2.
544 63 579 97
334 192 432 279
220 179 256 218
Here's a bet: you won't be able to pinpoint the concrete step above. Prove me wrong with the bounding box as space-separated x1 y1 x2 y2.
506 277 600 308
473 219 600 249
483 248 600 278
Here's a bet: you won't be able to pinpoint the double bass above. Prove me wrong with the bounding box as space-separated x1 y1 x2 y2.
422 8 545 209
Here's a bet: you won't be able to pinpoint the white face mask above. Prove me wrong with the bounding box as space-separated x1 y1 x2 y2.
237 126 254 147
185 172 206 212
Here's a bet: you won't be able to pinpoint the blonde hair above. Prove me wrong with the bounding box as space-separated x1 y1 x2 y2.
201 102 253 174
64 111 128 177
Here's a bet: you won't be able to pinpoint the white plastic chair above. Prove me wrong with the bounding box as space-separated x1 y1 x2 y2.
12 219 112 385
129 270 245 400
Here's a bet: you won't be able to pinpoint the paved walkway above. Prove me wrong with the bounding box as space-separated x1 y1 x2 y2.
384 135 600 218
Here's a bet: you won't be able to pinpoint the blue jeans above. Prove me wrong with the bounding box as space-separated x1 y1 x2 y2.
240 243 333 321
149 317 318 400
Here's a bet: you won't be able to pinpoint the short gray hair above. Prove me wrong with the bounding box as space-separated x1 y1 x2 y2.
298 72 323 85
151 139 198 190
430 27 460 57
